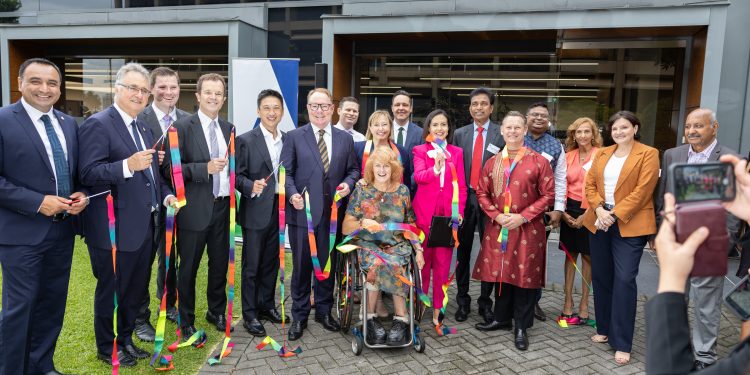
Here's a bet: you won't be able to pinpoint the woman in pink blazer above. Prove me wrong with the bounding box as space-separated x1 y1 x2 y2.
412 109 467 326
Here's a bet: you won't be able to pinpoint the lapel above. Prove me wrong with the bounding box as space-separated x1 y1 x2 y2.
708 143 723 162
483 122 501 163
331 127 347 172
140 106 161 138
219 118 232 146
13 101 54 175
55 109 76 172
252 127 274 172
303 124 325 171
615 142 645 192
189 115 211 161
677 144 690 163
109 106 139 155
460 124 473 171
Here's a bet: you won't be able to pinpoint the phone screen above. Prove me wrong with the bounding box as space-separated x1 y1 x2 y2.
725 275 750 321
671 162 735 203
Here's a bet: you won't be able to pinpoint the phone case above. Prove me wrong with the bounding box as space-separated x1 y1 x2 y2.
674 200 728 277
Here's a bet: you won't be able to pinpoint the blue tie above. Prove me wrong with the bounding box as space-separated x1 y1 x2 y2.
41 114 71 198
130 120 159 210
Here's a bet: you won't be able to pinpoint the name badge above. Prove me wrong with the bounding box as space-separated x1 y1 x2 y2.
582 160 593 172
541 152 554 162
486 143 500 155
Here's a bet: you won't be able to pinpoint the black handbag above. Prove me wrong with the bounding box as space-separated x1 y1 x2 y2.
426 188 455 248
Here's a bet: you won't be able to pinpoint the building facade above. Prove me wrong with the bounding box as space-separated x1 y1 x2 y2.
0 0 747 153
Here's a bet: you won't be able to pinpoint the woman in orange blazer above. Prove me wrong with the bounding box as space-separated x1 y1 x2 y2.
582 111 660 366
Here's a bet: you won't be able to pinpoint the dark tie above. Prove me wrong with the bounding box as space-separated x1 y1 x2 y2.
41 114 71 198
470 127 484 188
130 120 159 210
397 127 405 147
317 129 329 173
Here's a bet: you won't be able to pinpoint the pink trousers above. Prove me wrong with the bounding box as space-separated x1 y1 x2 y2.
420 243 453 310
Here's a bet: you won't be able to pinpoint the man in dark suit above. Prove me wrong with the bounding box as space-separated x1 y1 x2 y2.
236 89 287 337
0 58 88 375
79 62 178 367
451 87 504 324
281 88 359 341
167 73 234 337
391 90 423 196
134 66 191 341
655 108 739 370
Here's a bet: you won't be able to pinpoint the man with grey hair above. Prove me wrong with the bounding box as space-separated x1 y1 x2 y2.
655 107 739 370
79 62 179 367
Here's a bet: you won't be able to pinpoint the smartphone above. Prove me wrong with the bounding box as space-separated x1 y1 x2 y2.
725 275 750 321
668 162 736 203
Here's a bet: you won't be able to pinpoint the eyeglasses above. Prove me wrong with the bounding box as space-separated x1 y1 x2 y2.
308 103 332 111
116 83 150 97
528 112 549 119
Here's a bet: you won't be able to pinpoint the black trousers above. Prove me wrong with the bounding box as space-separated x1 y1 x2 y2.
177 199 229 327
289 218 336 321
89 223 153 354
493 282 536 330
136 219 177 323
241 197 280 321
456 189 486 309
0 221 74 375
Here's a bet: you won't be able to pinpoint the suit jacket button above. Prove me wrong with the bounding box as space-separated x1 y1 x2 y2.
146 183 151 187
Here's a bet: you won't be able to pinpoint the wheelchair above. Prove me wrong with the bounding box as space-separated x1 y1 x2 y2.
334 248 426 355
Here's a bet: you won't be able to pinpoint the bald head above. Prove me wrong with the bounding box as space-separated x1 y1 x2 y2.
684 108 718 152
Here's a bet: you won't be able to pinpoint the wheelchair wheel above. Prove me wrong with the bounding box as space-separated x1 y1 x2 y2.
414 333 426 353
335 251 356 332
411 253 426 322
352 333 364 355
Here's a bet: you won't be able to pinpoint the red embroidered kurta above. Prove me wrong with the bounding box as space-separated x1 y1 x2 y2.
471 150 555 289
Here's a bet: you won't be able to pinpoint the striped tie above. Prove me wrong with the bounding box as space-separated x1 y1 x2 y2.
317 128 329 173
40 114 71 198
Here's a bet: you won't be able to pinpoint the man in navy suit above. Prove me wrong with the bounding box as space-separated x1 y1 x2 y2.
79 62 178 367
281 88 359 341
0 58 88 375
236 89 287 337
390 90 422 195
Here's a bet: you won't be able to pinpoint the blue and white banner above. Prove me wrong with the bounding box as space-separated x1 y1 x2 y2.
230 58 299 135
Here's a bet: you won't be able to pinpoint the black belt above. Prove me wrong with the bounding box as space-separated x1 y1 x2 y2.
214 196 229 202
603 203 615 210
52 212 69 222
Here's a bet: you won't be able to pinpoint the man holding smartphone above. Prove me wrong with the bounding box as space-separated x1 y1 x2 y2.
655 108 740 370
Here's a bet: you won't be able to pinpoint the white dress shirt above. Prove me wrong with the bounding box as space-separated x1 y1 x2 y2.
21 98 68 195
115 103 149 179
151 103 177 133
553 143 568 211
335 123 366 143
251 125 283 198
313 123 333 161
198 110 229 197
687 138 718 164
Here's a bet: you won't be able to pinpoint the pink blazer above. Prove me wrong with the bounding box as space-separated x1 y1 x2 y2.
412 143 467 231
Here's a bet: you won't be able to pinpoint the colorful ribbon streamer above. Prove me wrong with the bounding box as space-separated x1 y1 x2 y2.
150 206 176 370
168 127 187 208
361 140 403 182
496 146 527 252
304 190 342 281
106 195 120 375
208 129 237 365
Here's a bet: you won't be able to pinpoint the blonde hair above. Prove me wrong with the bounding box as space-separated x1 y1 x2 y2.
365 110 393 140
565 117 603 152
364 146 403 186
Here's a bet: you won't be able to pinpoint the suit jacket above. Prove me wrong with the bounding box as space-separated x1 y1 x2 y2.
280 123 359 227
395 121 424 154
164 113 233 232
353 141 413 194
79 105 173 252
646 292 750 375
0 101 83 245
411 143 467 231
582 141 660 237
236 126 285 229
138 105 191 141
452 121 504 189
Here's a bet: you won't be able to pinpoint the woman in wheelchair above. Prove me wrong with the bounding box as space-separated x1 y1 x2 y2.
342 146 425 346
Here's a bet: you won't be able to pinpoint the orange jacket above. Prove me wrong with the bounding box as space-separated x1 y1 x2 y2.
582 141 660 237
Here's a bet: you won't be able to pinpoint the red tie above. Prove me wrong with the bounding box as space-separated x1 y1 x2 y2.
470 127 484 188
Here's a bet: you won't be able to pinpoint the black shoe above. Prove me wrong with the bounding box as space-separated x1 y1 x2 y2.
123 342 150 359
314 313 340 332
97 349 137 367
181 325 204 347
258 309 287 324
243 318 266 337
366 319 387 345
386 320 409 346
205 311 234 332
288 320 306 341
514 328 529 350
478 306 493 324
134 320 156 342
693 361 713 370
455 305 469 322
475 320 512 332
166 306 179 323
534 303 547 321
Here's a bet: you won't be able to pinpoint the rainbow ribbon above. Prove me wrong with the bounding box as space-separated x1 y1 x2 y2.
208 129 237 365
558 242 593 293
496 147 527 252
106 195 120 375
167 127 187 208
150 206 176 370
361 140 403 182
256 165 302 357
304 190 343 281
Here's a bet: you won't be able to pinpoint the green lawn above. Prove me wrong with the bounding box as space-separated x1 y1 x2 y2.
0 237 289 375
